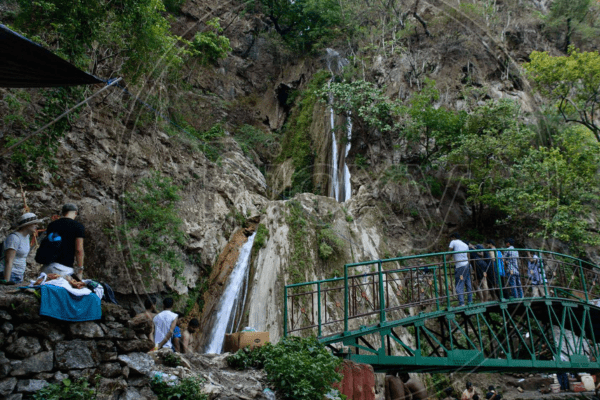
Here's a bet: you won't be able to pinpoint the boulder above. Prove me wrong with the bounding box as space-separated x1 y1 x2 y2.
0 377 17 396
55 340 99 370
116 339 154 353
99 362 122 378
117 353 155 375
69 322 105 339
10 351 53 376
16 379 48 393
102 304 130 323
6 337 42 359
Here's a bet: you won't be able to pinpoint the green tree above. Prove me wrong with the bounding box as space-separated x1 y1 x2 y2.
524 48 600 142
545 0 600 51
250 0 342 50
190 18 232 66
448 100 534 228
497 125 600 251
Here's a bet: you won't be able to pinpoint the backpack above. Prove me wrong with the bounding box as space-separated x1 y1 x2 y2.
35 232 62 265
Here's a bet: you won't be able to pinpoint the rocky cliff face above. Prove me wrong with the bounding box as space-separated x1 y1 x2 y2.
0 0 572 351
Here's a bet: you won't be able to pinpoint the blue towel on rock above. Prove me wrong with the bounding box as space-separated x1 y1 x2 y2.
39 284 101 321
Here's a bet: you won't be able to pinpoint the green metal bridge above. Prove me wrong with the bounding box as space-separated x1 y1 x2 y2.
283 249 600 373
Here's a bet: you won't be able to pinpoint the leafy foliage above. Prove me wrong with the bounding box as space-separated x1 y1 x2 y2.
33 378 95 400
190 18 232 66
14 0 187 81
227 336 343 400
118 172 187 280
317 227 345 260
150 375 208 400
544 0 600 51
249 0 343 51
525 48 600 141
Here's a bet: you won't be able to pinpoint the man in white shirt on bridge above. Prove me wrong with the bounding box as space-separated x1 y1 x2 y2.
449 232 472 306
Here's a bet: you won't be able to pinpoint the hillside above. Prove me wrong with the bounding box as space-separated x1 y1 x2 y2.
1 0 600 355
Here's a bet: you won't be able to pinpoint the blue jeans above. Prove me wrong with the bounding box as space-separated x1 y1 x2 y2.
507 273 523 298
455 265 472 306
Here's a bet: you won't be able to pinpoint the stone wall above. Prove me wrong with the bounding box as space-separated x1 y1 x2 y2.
335 360 376 400
0 287 156 399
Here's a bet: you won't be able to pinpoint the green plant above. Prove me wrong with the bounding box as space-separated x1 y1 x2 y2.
150 375 207 400
163 352 181 367
234 124 278 163
286 200 312 283
33 378 95 400
317 227 344 260
227 336 343 400
190 18 232 65
252 224 270 258
118 172 187 281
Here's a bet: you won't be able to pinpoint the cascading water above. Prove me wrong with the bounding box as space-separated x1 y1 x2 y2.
204 232 257 354
325 48 352 202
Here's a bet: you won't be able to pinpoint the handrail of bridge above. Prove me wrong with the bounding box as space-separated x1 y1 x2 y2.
284 248 600 338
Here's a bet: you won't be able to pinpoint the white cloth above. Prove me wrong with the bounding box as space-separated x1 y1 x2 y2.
153 310 178 349
29 273 103 299
449 239 469 268
40 262 74 277
0 232 30 277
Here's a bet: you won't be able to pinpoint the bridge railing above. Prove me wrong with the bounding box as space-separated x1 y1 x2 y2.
284 248 600 337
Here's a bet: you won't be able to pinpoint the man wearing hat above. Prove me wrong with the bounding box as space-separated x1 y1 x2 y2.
1 213 43 284
41 203 85 278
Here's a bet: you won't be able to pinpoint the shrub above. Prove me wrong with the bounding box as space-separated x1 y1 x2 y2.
227 336 343 400
190 18 232 66
150 375 207 400
32 378 94 400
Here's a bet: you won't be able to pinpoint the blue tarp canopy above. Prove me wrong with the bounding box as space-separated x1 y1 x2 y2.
0 24 102 88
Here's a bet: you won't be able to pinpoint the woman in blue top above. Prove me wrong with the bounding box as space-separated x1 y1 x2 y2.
1 213 43 284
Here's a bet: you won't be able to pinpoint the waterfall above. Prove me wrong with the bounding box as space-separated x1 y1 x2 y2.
205 232 257 354
325 48 352 203
343 114 352 202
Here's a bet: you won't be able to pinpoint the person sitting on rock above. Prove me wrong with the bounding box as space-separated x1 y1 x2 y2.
1 213 42 284
153 297 178 350
385 371 406 400
462 381 476 400
442 387 456 400
182 318 200 354
399 373 428 400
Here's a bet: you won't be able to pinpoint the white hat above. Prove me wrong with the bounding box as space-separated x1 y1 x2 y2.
16 213 43 229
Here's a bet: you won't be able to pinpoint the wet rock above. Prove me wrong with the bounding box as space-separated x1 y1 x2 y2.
55 340 99 370
70 322 104 339
6 337 41 359
0 377 17 396
16 379 48 393
117 353 155 375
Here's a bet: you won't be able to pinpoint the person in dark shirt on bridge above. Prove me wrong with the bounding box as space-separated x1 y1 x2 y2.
503 238 523 299
40 203 85 279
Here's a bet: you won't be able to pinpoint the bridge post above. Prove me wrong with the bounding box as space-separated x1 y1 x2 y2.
579 260 589 302
284 285 288 337
317 281 322 336
540 258 549 298
344 264 349 333
443 254 451 309
378 260 386 323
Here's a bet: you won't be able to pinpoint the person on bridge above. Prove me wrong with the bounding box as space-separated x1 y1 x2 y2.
503 238 523 299
470 243 493 302
527 251 543 297
449 233 472 306
486 240 506 299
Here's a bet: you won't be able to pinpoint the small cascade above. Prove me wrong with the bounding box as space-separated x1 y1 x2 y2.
325 48 352 203
204 232 257 354
329 91 340 200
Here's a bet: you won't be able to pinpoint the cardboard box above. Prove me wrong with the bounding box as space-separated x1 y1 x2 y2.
224 331 270 353
569 381 586 392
